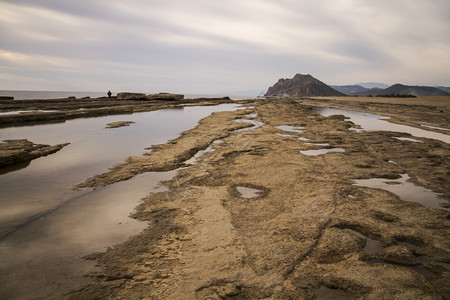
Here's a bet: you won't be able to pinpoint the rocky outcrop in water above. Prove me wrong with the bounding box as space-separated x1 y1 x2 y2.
0 139 69 168
105 121 135 129
265 74 345 97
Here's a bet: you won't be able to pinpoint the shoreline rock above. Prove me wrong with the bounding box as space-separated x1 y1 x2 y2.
69 98 449 299
146 92 184 101
0 139 69 168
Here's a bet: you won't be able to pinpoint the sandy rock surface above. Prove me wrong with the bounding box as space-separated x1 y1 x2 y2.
69 98 449 299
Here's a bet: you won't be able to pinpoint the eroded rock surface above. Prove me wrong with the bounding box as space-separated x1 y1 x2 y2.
70 98 449 299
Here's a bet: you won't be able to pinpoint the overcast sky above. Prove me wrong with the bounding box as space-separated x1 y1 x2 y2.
1 0 450 94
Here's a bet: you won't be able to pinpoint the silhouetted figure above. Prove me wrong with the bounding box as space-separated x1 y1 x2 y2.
107 90 112 98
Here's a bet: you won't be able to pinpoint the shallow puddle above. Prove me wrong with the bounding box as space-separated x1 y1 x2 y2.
313 107 450 143
421 124 450 131
236 186 262 198
276 125 305 133
344 229 384 255
394 137 423 143
300 148 345 156
276 133 297 138
305 142 330 146
245 113 258 118
234 119 264 132
0 171 174 299
184 140 223 165
353 174 448 211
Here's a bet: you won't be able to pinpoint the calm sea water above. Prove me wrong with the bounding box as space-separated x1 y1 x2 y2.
0 90 107 100
0 90 255 100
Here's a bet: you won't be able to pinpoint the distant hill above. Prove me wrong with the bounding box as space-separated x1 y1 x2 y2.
436 86 450 94
265 74 345 97
368 84 450 97
330 85 382 95
331 83 450 97
357 82 389 89
218 90 264 97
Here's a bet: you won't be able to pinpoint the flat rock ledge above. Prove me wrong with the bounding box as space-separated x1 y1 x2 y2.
0 139 69 168
105 121 135 129
117 92 184 101
69 99 449 299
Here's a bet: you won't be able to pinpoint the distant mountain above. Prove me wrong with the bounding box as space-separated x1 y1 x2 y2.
265 74 345 97
331 85 372 95
331 83 450 97
436 86 450 94
357 82 389 89
368 84 450 97
219 89 265 97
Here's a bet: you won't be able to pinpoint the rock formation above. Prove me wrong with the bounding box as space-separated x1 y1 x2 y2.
0 139 69 168
116 93 147 100
116 92 184 101
146 93 184 101
105 121 135 129
265 74 345 97
0 96 14 100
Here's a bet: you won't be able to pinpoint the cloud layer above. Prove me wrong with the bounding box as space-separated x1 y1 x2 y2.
1 0 449 93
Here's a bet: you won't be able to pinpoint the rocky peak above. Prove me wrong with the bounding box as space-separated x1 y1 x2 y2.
265 74 345 97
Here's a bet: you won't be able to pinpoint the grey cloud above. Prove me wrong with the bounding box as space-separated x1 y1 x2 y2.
1 0 450 92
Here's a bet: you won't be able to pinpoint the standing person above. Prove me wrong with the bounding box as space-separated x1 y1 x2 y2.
107 90 112 98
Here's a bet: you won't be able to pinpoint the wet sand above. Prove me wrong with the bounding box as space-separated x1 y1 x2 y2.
1 96 449 298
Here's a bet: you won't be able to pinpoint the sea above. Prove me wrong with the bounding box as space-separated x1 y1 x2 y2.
0 90 256 101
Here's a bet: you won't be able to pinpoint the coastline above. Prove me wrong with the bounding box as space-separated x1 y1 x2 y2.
1 96 449 298
70 97 448 298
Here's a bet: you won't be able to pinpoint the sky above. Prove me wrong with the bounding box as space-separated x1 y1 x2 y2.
1 0 450 94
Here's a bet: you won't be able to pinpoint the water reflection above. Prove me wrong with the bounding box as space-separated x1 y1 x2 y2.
275 125 305 133
344 228 384 255
0 104 240 299
300 148 345 156
234 119 264 132
236 186 262 198
0 171 174 299
353 174 448 211
0 104 240 238
313 107 450 143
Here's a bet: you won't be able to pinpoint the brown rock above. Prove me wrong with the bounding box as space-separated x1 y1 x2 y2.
116 92 147 100
375 245 417 266
0 139 69 168
265 73 345 97
146 93 184 101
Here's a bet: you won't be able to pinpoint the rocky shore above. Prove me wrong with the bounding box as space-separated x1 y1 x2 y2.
0 139 69 169
66 97 449 299
1 95 448 298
